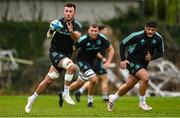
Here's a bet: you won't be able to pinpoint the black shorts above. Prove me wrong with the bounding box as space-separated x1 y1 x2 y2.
49 51 66 73
93 58 107 75
127 59 148 75
77 61 96 81
77 61 93 73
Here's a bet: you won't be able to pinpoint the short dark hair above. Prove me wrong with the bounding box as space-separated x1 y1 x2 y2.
90 24 99 29
64 3 76 11
145 21 157 28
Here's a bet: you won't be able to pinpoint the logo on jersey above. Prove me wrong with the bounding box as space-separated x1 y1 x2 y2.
96 40 101 45
140 39 145 45
152 39 156 44
87 43 91 46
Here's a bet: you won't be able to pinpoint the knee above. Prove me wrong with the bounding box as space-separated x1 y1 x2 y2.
141 75 149 83
67 64 78 73
61 58 77 73
137 71 149 84
102 78 108 84
90 77 97 85
77 79 85 87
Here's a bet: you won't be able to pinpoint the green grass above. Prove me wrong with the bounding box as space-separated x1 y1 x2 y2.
0 95 180 117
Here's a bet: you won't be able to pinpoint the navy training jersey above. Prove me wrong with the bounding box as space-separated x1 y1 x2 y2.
50 18 82 57
75 33 110 62
120 30 164 63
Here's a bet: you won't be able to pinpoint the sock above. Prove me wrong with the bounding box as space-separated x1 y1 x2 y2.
30 92 38 101
102 92 109 100
88 95 93 103
111 93 119 102
139 95 146 104
79 87 86 94
63 86 69 95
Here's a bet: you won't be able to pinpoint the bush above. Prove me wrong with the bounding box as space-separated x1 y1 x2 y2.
0 21 48 60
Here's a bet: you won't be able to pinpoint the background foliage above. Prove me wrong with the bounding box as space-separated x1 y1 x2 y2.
0 21 48 59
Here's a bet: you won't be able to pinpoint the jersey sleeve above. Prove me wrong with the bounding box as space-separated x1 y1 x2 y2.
74 35 87 49
151 35 164 60
73 19 82 33
119 32 139 61
99 34 110 49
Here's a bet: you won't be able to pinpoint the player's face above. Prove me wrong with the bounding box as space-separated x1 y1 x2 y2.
64 7 75 22
144 26 157 37
88 26 99 39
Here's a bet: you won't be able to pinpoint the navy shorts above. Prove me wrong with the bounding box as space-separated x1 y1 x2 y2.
93 58 107 75
77 61 96 81
127 59 148 75
49 51 66 73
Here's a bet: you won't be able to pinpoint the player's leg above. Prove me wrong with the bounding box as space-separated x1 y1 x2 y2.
25 66 59 113
135 68 152 111
58 77 85 106
98 74 109 101
76 61 97 107
58 57 78 105
107 75 139 111
69 78 85 91
87 75 97 107
93 58 109 102
75 81 90 102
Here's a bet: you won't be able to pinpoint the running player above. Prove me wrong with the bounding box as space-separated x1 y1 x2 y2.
107 21 164 111
59 24 114 107
25 3 82 113
75 26 111 102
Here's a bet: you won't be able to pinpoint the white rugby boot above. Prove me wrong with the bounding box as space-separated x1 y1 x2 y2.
139 102 152 111
25 97 34 113
62 92 75 105
107 94 115 112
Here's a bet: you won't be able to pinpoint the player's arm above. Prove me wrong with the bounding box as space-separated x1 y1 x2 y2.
47 19 62 39
119 33 137 61
70 30 81 41
119 33 137 69
97 52 107 63
67 21 82 42
103 45 114 69
151 37 164 60
106 45 114 63
47 29 55 39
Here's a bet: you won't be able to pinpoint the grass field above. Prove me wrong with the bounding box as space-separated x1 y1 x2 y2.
0 95 180 117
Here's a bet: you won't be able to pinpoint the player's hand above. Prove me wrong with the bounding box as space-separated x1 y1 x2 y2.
102 57 107 64
145 51 151 61
103 61 110 69
120 60 130 69
66 22 73 33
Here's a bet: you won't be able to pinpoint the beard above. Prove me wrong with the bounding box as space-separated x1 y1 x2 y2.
145 32 153 38
65 15 74 22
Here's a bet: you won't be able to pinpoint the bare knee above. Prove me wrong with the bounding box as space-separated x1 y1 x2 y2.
90 77 97 85
135 69 149 84
141 76 149 84
67 64 77 73
60 58 77 73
